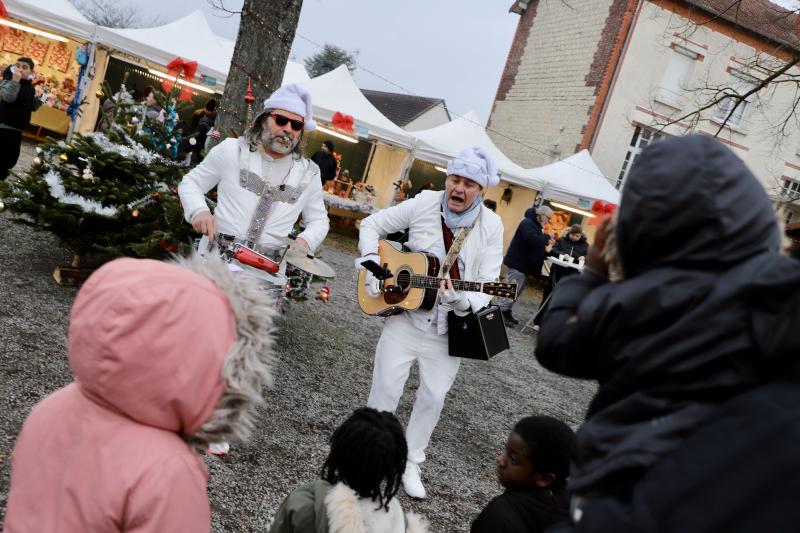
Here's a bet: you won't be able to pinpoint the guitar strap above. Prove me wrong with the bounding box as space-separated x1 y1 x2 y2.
440 221 463 280
433 215 476 318
438 217 475 280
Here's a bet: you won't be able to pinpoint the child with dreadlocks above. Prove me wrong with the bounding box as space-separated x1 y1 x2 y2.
269 407 429 533
471 415 575 533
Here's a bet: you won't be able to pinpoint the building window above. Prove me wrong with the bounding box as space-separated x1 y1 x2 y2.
656 44 699 108
781 177 800 200
713 68 758 129
785 208 795 225
616 126 667 189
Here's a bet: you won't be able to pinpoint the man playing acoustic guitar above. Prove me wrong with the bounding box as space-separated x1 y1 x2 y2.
355 146 504 499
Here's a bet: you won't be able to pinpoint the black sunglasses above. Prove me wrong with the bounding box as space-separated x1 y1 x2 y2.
268 113 304 131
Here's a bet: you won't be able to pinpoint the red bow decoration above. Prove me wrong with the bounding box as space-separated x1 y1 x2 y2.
331 112 354 134
161 57 198 102
590 200 618 225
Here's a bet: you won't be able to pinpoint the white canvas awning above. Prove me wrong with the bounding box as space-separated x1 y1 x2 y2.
412 111 542 189
5 0 96 40
300 65 415 148
524 150 620 206
96 11 230 84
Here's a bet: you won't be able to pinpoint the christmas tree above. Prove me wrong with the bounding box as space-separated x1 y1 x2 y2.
0 80 200 263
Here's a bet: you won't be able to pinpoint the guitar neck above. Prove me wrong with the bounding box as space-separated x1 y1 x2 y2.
410 275 485 294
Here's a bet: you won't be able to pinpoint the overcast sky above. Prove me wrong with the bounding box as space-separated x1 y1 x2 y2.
86 0 519 124
82 0 800 123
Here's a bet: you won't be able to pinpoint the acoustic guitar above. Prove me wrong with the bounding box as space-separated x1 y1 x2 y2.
357 240 517 317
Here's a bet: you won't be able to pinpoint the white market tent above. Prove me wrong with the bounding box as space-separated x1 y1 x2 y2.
5 0 96 40
413 111 541 189
299 65 414 148
282 60 311 85
95 10 231 84
524 150 620 205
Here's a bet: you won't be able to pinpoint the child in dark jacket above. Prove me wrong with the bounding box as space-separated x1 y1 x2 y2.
535 134 800 530
471 416 575 533
269 408 428 533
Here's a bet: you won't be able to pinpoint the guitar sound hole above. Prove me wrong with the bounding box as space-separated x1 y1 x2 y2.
395 269 411 291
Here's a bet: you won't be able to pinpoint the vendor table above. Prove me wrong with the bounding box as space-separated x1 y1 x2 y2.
322 192 374 221
521 256 583 333
30 106 70 136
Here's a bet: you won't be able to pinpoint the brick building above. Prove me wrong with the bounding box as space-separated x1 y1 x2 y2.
488 0 800 225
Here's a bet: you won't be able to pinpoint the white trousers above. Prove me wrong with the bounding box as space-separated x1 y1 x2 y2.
367 313 461 464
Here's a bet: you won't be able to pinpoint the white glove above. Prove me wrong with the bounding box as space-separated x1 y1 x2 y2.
354 254 380 271
355 254 382 297
439 279 470 312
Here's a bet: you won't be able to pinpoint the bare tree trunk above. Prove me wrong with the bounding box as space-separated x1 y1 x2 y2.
215 0 304 139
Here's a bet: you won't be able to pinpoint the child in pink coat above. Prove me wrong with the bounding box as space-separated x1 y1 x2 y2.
3 253 276 532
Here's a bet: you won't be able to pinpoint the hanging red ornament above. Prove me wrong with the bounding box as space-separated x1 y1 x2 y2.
245 76 255 125
244 76 255 104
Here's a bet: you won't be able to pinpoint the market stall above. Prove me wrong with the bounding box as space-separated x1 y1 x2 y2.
94 11 228 87
298 65 416 209
524 150 620 241
524 150 619 206
4 0 95 136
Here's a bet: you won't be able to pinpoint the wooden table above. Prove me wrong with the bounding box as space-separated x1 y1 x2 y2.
30 105 70 136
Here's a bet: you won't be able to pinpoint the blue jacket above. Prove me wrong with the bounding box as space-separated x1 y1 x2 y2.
503 208 550 276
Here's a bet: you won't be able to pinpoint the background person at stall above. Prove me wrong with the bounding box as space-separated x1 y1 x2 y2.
497 206 553 326
311 140 338 185
0 57 40 180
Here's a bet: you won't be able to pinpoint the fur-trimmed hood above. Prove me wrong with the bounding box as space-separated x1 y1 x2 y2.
5 252 277 532
325 483 429 533
68 251 276 448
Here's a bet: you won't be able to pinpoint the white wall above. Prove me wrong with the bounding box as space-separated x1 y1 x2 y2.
403 103 451 131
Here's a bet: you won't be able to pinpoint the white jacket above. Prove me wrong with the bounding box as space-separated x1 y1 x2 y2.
178 138 330 250
359 190 504 333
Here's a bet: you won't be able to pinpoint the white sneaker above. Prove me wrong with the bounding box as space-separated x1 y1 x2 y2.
402 461 426 499
207 441 230 455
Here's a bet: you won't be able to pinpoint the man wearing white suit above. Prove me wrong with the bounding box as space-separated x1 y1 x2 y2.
179 83 329 255
356 146 504 498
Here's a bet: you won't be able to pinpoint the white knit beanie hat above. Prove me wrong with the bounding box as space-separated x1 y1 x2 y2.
446 145 499 188
261 83 316 131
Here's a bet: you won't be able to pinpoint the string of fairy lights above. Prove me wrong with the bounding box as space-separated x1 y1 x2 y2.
211 5 608 180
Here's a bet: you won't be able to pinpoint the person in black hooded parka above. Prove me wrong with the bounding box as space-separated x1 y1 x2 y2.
535 134 800 532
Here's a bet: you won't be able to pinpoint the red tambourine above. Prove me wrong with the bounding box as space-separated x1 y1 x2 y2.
233 245 280 273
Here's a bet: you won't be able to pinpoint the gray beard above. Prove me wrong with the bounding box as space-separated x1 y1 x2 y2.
261 130 298 155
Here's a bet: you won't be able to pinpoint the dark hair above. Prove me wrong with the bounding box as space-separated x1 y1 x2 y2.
321 408 407 511
17 57 34 70
513 416 575 490
483 199 497 211
323 140 334 152
205 99 217 112
569 224 582 235
143 85 155 98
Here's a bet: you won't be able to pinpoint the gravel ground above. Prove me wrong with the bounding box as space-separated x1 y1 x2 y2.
0 171 596 531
